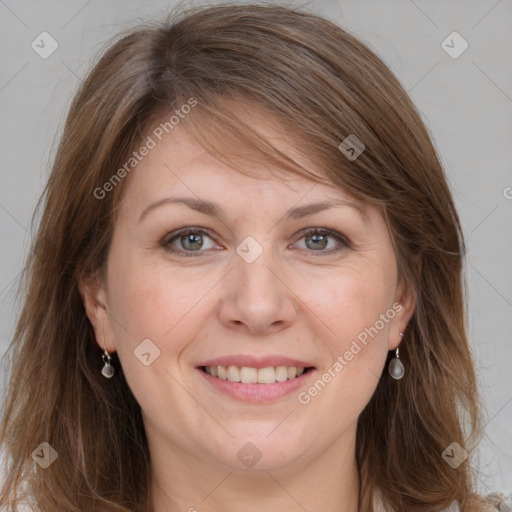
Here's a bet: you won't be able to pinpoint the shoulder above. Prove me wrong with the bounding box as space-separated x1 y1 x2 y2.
372 487 512 511
482 490 512 511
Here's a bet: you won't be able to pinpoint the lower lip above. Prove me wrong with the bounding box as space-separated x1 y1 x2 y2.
197 368 314 403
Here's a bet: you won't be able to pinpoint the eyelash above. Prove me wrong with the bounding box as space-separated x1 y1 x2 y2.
160 227 350 257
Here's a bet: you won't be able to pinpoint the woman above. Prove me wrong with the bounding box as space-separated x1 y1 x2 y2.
0 3 509 511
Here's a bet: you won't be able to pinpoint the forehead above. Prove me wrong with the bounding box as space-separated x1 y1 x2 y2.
121 125 370 224
137 98 336 182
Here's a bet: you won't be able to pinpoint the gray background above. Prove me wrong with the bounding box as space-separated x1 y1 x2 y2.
1 0 511 495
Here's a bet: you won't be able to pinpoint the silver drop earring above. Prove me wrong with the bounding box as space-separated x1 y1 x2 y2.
389 332 405 380
99 302 114 378
101 349 115 379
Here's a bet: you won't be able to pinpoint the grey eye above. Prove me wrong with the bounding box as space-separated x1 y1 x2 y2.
304 233 329 250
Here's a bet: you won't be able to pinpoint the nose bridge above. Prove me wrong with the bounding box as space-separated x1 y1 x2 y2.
239 250 278 295
218 235 297 333
235 235 283 304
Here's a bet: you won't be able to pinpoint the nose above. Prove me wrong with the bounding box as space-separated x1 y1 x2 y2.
218 247 298 335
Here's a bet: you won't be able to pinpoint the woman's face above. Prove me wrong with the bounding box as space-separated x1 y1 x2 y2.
85 119 413 474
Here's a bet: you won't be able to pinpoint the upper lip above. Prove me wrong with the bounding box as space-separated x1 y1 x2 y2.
198 355 315 369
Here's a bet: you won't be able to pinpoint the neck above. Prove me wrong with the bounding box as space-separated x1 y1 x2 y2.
149 425 361 512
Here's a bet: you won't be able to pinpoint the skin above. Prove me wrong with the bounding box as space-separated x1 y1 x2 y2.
81 115 415 512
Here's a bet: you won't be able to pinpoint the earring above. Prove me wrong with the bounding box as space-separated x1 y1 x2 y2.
388 332 405 380
101 348 115 378
99 302 114 378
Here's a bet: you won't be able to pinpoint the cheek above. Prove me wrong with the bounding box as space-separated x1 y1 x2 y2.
106 246 223 372
104 241 185 352
111 271 191 346
304 261 396 345
105 257 202 421
317 264 396 403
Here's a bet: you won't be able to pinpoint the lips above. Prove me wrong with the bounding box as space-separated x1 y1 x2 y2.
199 355 314 369
197 364 314 403
196 355 315 399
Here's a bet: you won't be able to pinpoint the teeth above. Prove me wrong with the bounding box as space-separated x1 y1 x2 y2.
227 365 241 382
240 366 257 384
203 365 307 384
275 366 288 382
257 367 275 384
217 365 227 380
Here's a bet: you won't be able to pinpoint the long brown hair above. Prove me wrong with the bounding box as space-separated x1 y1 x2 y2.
0 3 491 511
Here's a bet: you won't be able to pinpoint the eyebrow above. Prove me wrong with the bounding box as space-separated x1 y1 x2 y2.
138 196 367 223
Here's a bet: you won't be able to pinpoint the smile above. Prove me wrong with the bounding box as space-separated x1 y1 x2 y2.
197 359 315 402
201 365 311 384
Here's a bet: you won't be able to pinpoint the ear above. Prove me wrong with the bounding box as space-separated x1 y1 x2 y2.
388 277 416 351
78 274 117 353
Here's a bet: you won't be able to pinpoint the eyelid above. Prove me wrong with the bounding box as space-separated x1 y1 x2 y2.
290 227 350 254
161 226 350 256
292 227 350 247
161 227 221 255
